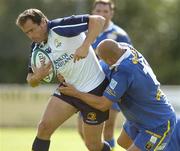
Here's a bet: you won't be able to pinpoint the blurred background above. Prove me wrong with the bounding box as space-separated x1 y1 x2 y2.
0 0 180 150
1 0 180 84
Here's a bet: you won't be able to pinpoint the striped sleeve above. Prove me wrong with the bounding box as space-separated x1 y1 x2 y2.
48 14 89 37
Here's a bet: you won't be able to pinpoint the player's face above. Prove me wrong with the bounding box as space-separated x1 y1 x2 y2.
92 3 113 27
20 19 48 43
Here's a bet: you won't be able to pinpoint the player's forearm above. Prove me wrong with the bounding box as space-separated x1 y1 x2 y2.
83 15 105 47
74 91 111 112
26 73 41 87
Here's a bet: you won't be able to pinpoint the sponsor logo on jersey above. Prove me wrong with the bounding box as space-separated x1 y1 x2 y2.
150 136 158 144
54 53 73 69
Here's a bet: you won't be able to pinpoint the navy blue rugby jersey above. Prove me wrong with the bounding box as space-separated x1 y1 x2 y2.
27 14 105 92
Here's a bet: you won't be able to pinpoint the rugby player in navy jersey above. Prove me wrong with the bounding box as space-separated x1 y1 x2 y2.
16 8 112 151
165 118 180 151
59 39 176 151
77 1 132 150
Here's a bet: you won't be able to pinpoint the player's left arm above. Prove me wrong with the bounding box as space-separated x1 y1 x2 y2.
73 15 105 62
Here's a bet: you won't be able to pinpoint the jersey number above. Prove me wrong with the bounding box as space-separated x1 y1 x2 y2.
139 57 159 85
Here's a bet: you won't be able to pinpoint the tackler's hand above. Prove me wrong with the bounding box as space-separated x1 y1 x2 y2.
59 82 79 97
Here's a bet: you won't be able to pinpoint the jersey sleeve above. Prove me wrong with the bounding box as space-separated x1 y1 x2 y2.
116 34 132 45
48 14 89 37
103 66 133 103
114 25 132 45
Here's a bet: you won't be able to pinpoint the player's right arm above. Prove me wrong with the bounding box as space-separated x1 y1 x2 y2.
27 43 51 87
26 73 40 87
26 61 51 87
48 14 105 62
73 15 105 62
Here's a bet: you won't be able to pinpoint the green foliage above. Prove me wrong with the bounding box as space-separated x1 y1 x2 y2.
0 0 180 84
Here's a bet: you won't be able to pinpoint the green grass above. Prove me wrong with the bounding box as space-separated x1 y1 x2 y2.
0 128 125 151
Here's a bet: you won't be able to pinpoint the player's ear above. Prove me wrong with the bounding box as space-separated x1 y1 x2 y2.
40 18 47 27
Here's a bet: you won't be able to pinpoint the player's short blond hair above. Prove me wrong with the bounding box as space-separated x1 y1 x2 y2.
93 0 115 10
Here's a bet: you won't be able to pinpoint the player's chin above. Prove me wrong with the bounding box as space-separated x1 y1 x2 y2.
32 38 42 43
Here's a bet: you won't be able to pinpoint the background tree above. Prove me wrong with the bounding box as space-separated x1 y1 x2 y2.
0 0 179 84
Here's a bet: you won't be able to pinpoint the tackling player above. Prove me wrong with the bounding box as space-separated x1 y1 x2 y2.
77 0 132 149
91 1 132 150
59 39 176 151
16 8 112 151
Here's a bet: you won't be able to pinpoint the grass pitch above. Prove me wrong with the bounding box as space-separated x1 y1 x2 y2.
0 128 125 151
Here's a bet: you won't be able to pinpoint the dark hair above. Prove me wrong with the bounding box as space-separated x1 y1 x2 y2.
93 0 115 10
16 8 48 27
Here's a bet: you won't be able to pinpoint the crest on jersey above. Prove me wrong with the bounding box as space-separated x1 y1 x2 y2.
54 39 62 48
109 79 117 90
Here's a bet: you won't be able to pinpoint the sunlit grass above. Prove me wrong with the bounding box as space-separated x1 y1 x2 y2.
0 128 125 151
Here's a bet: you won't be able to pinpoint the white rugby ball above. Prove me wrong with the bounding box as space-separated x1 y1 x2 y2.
31 48 56 83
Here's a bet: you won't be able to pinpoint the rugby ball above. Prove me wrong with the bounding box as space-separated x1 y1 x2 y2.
31 48 56 83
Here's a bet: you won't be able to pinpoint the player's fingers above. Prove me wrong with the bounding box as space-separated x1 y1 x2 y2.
73 55 78 63
80 56 85 59
57 74 65 82
62 82 68 87
44 61 52 70
74 56 85 63
48 69 53 74
46 61 52 68
32 64 37 72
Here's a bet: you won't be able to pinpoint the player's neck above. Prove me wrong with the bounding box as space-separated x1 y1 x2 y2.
103 21 110 31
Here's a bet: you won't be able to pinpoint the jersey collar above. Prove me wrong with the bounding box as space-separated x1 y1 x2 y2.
104 21 114 32
110 47 131 70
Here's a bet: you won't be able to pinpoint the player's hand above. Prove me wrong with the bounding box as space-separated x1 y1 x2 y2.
32 60 52 81
73 44 89 63
59 82 79 97
57 73 65 83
